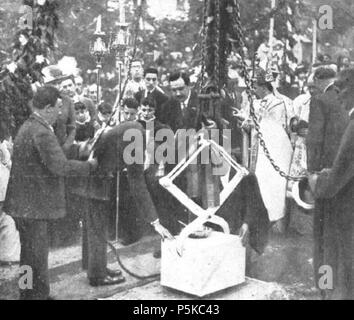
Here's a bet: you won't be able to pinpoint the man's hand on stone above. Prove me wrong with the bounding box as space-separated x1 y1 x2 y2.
239 223 249 247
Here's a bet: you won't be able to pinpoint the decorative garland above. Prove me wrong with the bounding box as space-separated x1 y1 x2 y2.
0 0 59 141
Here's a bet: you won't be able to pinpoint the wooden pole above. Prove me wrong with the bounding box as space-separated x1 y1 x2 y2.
242 130 250 168
312 18 317 65
97 67 100 105
115 171 120 242
268 0 276 64
120 0 126 24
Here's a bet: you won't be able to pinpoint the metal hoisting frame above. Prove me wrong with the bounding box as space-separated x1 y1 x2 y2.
160 135 249 255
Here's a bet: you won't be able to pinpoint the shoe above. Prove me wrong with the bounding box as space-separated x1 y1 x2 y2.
106 268 122 278
120 238 138 246
89 275 126 287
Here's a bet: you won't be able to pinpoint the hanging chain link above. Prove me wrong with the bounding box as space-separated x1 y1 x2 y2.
199 0 208 89
214 0 221 89
232 0 306 182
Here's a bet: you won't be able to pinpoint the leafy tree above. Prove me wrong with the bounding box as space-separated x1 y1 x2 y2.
0 0 59 140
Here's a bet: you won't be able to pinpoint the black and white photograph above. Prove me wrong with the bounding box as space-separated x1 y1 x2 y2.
1 0 354 303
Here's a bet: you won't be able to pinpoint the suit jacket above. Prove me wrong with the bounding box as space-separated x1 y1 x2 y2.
70 121 159 224
162 90 200 132
307 87 349 172
313 112 354 298
315 113 354 199
53 95 76 147
4 114 92 220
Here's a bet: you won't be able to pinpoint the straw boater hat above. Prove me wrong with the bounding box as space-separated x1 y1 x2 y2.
42 65 73 85
42 57 79 85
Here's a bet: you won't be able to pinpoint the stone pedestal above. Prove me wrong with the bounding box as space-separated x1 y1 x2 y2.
161 232 246 297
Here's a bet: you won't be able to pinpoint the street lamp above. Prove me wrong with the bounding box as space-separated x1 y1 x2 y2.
89 15 109 103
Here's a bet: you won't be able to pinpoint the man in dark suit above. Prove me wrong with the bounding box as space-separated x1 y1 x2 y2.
4 86 97 300
161 72 200 132
134 67 169 125
309 68 354 300
307 67 349 172
72 121 173 286
307 67 350 300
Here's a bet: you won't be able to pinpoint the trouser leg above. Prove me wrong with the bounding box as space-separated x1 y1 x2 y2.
17 219 49 300
86 199 108 279
82 215 88 270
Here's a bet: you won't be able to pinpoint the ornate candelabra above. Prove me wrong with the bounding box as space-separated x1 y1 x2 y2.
89 2 131 113
109 21 130 99
89 15 109 103
108 1 131 123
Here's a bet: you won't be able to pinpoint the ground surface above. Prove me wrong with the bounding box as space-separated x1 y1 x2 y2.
0 204 319 300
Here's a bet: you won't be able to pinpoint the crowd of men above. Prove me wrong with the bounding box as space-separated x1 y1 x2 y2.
1 52 354 300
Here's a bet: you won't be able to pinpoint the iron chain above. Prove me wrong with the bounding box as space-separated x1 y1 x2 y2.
232 0 306 182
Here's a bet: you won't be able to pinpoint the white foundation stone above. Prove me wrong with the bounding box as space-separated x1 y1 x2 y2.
161 231 246 297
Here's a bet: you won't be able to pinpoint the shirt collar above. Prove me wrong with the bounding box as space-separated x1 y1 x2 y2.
182 90 192 109
349 108 354 118
262 93 274 103
324 81 335 93
146 87 156 96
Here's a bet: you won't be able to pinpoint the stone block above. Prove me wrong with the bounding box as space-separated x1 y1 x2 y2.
161 231 246 297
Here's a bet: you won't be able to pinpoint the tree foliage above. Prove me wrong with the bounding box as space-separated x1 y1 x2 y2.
0 0 59 140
